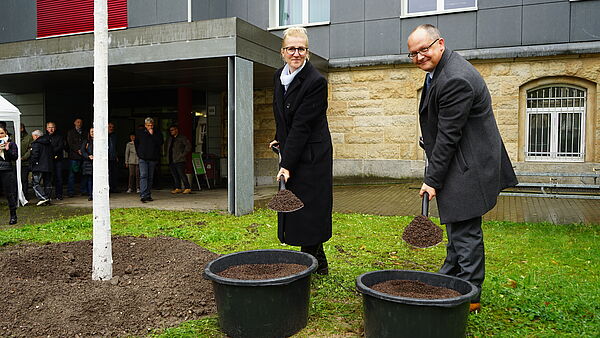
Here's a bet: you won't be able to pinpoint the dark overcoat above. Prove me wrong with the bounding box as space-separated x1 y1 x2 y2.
30 135 53 173
419 49 518 224
273 61 333 246
81 139 94 176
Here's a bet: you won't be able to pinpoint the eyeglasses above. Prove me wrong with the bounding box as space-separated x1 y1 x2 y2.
407 39 439 59
283 47 308 56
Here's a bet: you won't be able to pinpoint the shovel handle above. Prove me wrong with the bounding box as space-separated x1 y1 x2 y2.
271 144 280 155
421 192 429 217
279 174 286 191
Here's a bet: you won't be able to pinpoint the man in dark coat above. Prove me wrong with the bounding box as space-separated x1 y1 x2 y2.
30 129 53 205
271 27 333 275
66 118 86 197
165 125 192 194
135 117 163 203
107 122 119 193
408 24 518 311
45 122 65 200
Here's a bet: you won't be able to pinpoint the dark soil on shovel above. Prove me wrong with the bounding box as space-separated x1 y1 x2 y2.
372 279 461 299
268 189 304 212
402 215 444 248
0 236 219 337
217 263 308 280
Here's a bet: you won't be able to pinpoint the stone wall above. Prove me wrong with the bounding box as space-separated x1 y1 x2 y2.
253 53 600 183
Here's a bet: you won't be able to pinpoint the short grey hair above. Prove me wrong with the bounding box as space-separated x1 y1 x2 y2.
411 24 441 40
32 129 42 137
144 117 154 124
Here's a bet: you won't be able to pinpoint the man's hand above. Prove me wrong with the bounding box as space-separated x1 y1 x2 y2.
269 140 279 149
276 167 290 182
420 183 436 200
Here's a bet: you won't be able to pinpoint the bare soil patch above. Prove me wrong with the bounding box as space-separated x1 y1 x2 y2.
217 263 307 280
371 279 461 299
0 236 219 337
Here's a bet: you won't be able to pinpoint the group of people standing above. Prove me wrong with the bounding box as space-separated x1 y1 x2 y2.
272 25 516 312
17 117 194 207
21 119 98 203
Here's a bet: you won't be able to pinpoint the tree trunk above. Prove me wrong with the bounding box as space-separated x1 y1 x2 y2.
92 0 112 281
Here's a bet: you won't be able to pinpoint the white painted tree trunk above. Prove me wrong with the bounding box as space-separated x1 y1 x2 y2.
92 0 113 281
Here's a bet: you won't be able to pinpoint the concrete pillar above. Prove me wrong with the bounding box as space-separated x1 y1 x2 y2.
227 56 254 216
177 87 193 174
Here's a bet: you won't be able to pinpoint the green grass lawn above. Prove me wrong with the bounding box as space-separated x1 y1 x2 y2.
1 208 598 337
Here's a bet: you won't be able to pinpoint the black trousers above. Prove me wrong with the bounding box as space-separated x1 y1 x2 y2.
32 171 52 201
301 243 328 273
21 164 30 197
169 162 190 189
108 159 119 192
0 169 17 210
52 160 64 198
439 216 484 303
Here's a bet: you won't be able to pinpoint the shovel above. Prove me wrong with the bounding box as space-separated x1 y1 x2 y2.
402 192 443 249
267 145 304 213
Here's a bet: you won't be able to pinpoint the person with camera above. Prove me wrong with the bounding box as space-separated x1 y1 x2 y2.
0 126 20 224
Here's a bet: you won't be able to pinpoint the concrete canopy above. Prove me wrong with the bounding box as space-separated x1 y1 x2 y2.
0 17 327 93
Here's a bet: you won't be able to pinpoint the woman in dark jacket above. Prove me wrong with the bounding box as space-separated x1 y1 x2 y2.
81 128 94 201
270 27 333 275
0 126 19 224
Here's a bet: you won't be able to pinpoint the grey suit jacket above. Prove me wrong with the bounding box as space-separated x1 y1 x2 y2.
419 48 518 224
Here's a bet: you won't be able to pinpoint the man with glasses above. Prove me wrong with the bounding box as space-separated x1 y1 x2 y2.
407 24 517 312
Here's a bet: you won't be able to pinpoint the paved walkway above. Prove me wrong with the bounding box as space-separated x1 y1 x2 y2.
47 180 600 224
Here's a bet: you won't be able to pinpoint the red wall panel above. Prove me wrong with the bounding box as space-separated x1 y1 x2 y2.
37 0 127 38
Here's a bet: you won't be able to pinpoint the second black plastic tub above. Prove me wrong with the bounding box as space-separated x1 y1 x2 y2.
356 270 477 338
204 249 318 338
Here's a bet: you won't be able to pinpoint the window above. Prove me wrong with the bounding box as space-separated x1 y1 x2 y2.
402 0 477 17
270 0 329 29
525 86 586 162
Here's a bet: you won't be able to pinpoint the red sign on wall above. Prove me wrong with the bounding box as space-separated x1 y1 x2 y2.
37 0 127 38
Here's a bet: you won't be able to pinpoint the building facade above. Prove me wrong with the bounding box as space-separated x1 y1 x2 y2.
1 0 600 192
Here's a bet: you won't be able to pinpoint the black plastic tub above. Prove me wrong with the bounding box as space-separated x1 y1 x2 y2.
204 249 318 338
356 270 477 338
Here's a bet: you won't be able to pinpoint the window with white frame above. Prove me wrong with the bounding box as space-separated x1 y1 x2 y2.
402 0 477 17
270 0 329 28
526 86 586 162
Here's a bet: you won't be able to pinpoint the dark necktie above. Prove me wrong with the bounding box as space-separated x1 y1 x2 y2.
424 73 432 96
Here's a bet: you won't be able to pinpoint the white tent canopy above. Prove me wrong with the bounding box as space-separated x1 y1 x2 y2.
0 94 27 206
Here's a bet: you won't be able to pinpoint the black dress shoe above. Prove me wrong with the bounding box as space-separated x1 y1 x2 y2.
141 197 148 203
9 209 17 225
147 197 153 202
56 196 63 200
316 265 329 275
88 197 93 201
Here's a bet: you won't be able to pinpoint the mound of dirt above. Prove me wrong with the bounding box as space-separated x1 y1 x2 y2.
0 236 219 337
